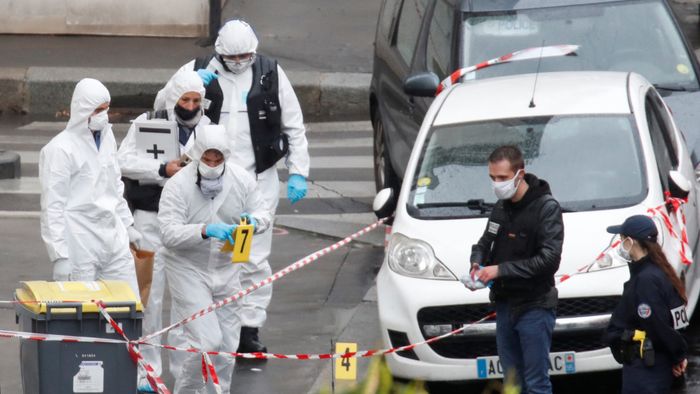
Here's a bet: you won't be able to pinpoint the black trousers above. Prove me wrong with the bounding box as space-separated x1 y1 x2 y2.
622 352 673 394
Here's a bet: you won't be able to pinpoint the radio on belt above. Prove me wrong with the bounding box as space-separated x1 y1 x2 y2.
220 216 255 263
14 280 143 394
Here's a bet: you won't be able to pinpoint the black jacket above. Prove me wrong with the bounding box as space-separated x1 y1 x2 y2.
470 174 564 311
605 256 688 365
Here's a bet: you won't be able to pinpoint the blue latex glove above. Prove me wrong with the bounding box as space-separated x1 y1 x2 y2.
137 383 156 393
197 69 218 86
205 223 236 243
240 213 257 232
287 174 307 204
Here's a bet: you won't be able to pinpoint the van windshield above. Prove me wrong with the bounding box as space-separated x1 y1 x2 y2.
462 0 698 91
408 115 646 218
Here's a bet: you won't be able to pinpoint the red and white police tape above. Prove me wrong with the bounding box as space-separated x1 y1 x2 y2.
139 217 389 343
0 328 126 345
0 311 496 361
201 352 222 394
648 194 692 265
0 202 690 391
0 218 391 393
95 301 171 394
435 44 579 95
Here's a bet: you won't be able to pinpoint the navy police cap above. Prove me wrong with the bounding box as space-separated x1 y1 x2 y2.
606 215 658 241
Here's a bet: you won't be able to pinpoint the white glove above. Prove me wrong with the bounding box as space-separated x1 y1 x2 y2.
52 258 72 281
127 226 143 248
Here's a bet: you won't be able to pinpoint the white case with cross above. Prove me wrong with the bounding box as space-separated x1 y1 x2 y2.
133 119 180 163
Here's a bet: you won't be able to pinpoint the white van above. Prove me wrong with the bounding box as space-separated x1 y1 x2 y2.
373 71 700 381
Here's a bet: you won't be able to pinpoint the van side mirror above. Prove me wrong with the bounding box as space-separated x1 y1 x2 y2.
373 188 397 219
669 170 691 199
403 72 440 97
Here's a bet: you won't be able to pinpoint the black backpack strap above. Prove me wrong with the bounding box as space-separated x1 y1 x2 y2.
194 54 216 71
256 55 278 92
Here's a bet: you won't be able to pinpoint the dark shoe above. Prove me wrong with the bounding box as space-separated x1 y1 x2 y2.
238 326 268 354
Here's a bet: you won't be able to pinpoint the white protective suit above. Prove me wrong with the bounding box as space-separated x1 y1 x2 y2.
158 125 271 393
154 19 310 329
117 70 208 381
39 78 138 295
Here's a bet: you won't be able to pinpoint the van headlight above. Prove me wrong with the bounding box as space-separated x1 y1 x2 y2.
387 233 456 280
591 249 628 271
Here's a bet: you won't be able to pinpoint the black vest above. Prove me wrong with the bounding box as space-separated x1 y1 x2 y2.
196 54 287 174
122 110 169 213
194 54 224 125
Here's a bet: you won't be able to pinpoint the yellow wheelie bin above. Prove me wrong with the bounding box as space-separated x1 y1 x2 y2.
14 280 143 394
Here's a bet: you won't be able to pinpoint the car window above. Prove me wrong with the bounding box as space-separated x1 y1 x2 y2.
379 0 402 40
426 0 454 79
646 95 678 191
408 115 646 219
461 0 698 90
395 0 429 66
649 90 680 155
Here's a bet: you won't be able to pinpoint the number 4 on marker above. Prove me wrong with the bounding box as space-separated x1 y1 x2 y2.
335 342 357 380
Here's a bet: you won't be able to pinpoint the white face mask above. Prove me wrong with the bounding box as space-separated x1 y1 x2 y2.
88 111 109 132
617 238 634 261
198 161 225 179
492 169 522 200
224 55 255 74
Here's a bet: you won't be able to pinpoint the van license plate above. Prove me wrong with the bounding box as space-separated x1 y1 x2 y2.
476 352 576 379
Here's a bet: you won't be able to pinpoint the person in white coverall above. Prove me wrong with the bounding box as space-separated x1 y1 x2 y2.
39 78 139 296
117 70 209 391
158 124 270 393
155 19 310 353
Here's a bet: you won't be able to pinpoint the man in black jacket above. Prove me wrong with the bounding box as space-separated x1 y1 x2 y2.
470 145 564 394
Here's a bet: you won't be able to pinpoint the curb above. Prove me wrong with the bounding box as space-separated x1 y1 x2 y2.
0 67 371 122
0 151 20 179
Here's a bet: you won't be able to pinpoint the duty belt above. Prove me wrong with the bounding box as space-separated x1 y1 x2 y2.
621 329 655 367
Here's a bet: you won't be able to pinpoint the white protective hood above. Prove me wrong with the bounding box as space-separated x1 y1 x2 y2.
163 70 206 112
187 124 231 162
215 20 259 55
65 78 111 132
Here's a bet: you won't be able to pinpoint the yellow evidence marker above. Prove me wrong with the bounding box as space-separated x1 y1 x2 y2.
220 217 255 263
335 342 358 380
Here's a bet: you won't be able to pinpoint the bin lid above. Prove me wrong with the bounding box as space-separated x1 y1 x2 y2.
15 280 143 314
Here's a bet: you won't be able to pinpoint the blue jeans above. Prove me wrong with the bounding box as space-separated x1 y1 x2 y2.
495 303 556 394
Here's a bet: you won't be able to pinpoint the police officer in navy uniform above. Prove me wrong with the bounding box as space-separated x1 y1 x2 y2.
605 215 688 394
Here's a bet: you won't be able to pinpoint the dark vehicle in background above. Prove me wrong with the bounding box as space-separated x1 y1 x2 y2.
370 0 700 191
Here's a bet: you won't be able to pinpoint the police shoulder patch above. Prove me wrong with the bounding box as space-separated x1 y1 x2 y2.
671 305 689 330
487 221 500 235
637 303 652 319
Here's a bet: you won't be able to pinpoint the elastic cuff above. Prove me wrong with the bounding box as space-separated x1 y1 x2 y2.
158 163 168 178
